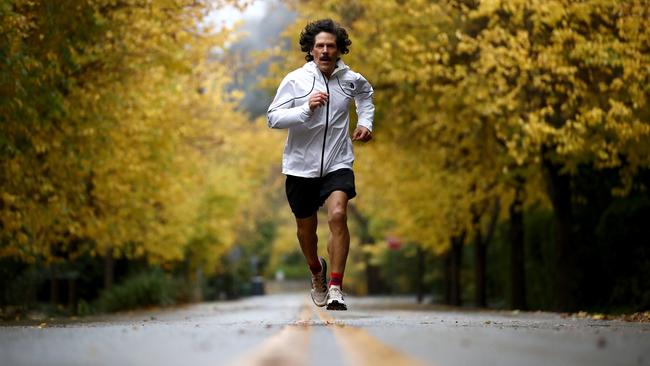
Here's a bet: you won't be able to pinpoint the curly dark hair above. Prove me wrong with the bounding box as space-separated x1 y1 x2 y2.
299 19 351 62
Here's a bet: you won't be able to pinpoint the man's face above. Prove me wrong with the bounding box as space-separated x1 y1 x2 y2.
311 32 339 77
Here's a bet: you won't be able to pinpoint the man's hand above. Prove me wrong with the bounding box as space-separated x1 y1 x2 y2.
352 126 372 142
309 91 329 112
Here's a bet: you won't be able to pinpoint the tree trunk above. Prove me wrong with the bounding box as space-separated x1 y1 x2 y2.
544 158 573 311
451 237 462 307
444 252 452 305
474 199 500 308
103 247 114 290
416 246 425 304
448 233 465 306
68 278 77 311
474 229 487 308
348 204 384 294
50 267 59 305
509 181 527 310
189 267 203 302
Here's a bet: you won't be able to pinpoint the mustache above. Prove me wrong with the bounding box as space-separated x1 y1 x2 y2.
319 55 332 61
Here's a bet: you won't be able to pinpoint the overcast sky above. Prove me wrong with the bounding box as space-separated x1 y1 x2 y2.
205 1 276 30
206 0 296 116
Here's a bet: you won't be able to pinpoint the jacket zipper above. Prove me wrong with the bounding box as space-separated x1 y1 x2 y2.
320 72 330 177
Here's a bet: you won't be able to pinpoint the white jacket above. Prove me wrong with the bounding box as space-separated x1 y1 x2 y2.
267 60 374 178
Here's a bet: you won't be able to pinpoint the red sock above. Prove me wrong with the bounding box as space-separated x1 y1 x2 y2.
329 272 343 288
309 259 322 275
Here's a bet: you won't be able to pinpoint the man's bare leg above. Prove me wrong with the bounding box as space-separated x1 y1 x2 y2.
325 191 349 310
296 214 319 269
297 213 328 306
326 191 350 278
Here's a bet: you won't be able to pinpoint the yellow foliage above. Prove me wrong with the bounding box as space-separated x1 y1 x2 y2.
268 0 650 257
0 0 279 273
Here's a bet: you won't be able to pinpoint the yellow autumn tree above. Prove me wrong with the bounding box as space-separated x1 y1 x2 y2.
272 0 650 307
0 0 280 277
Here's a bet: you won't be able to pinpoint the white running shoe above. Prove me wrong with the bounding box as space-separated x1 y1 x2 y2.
326 286 347 311
310 257 328 307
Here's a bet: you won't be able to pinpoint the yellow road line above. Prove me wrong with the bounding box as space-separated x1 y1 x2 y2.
315 307 427 366
231 302 313 366
232 300 427 366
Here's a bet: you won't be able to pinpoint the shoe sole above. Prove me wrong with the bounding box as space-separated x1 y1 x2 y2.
326 300 347 311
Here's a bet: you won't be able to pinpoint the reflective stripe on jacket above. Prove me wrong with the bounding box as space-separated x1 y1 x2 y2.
267 60 374 178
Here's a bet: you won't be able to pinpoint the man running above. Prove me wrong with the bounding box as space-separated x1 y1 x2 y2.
267 19 374 310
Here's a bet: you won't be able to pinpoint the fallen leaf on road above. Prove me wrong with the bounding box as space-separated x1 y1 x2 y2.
619 311 650 323
565 310 650 323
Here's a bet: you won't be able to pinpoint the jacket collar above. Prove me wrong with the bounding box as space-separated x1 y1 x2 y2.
304 59 349 78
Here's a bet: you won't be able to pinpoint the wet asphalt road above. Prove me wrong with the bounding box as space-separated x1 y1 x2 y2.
1 294 649 366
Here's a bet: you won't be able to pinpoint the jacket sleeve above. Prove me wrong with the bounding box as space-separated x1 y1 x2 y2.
267 76 312 129
354 74 375 132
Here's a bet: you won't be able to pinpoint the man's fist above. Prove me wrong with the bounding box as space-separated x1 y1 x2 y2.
352 126 372 142
309 91 329 112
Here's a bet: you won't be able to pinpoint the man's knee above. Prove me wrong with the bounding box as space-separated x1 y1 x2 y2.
328 208 347 227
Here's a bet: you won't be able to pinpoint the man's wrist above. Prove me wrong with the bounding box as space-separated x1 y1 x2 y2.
358 124 372 133
302 102 313 116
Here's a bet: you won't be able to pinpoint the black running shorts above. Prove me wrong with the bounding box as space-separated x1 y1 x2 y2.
285 168 356 219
